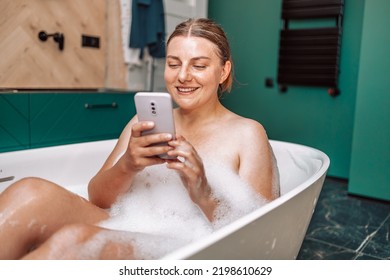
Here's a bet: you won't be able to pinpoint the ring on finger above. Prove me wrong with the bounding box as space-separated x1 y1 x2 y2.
178 156 185 163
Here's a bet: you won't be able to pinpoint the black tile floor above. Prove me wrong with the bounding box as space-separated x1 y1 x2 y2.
297 177 390 260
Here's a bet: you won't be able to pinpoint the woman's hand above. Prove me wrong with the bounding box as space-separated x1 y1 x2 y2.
124 121 174 171
165 135 217 221
88 120 174 208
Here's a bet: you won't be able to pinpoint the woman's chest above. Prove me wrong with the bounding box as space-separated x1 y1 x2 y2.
192 133 241 172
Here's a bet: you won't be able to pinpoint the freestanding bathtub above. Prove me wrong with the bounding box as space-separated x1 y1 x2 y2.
0 139 329 259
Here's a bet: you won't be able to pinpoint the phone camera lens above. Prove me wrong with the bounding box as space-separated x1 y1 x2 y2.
152 110 156 115
151 102 155 106
151 107 156 110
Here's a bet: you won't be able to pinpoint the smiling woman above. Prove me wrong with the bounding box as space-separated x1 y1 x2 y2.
160 18 278 202
0 18 279 260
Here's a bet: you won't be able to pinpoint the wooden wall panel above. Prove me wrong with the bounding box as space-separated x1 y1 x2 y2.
0 0 107 89
105 0 127 90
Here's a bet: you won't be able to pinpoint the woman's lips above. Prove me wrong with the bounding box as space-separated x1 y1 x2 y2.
176 87 198 94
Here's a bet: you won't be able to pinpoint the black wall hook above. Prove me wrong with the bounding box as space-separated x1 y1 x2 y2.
38 31 64 51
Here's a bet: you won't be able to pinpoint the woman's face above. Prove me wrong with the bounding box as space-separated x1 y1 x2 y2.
164 36 230 111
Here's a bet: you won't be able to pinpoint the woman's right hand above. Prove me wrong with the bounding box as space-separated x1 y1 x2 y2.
89 119 175 208
123 121 174 172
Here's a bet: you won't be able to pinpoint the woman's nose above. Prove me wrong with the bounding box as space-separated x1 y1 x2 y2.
178 66 192 82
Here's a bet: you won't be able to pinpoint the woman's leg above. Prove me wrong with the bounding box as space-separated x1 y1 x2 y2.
0 177 108 259
22 223 136 260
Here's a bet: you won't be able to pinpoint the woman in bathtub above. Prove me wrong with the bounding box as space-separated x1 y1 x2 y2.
0 18 279 259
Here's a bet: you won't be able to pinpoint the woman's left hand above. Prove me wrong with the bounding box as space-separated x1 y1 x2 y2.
165 135 216 221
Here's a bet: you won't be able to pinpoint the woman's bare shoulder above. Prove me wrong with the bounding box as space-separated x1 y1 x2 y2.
227 113 268 141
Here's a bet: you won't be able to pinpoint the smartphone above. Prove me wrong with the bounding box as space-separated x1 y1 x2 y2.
134 92 176 159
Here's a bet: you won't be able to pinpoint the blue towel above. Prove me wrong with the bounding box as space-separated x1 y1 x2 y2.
129 0 166 58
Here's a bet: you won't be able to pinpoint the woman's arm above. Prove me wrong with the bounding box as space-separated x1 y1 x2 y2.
88 118 137 208
164 120 279 221
165 136 218 222
88 117 175 208
237 119 279 201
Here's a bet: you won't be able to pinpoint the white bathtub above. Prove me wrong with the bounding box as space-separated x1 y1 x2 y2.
0 139 329 259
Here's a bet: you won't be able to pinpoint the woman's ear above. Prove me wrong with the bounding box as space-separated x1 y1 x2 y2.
219 60 232 84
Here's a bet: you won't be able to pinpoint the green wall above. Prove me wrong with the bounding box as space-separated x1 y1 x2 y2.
348 0 390 201
208 0 365 178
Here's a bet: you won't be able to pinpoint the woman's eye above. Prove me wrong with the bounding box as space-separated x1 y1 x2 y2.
193 65 206 69
168 64 180 68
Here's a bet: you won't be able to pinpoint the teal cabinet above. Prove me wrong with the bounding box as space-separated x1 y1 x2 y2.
30 94 135 148
0 93 135 152
0 94 30 152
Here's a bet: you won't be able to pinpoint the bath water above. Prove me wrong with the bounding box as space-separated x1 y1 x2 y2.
93 161 271 259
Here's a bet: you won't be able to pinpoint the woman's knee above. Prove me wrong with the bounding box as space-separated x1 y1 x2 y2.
2 177 58 204
43 224 135 259
31 223 101 259
52 223 100 244
6 177 51 193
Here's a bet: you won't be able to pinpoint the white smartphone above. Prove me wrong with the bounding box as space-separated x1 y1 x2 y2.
134 92 176 159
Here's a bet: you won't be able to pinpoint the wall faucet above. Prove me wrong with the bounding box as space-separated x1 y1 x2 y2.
38 31 64 51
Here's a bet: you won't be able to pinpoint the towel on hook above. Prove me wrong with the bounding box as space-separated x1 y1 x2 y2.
129 0 166 59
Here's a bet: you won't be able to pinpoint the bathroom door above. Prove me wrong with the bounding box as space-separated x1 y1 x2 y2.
0 0 106 90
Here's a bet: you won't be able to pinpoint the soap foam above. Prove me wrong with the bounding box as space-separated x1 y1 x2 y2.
204 160 269 229
97 160 271 259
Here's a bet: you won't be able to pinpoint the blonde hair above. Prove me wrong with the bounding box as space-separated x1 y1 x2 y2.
167 18 234 93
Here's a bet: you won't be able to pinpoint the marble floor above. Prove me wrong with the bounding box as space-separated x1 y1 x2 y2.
297 177 390 260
